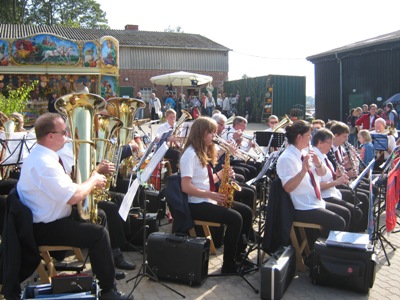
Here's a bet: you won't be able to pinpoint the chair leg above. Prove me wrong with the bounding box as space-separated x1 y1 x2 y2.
36 262 51 284
290 226 308 272
202 225 217 255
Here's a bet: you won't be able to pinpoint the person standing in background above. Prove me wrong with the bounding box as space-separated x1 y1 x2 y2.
149 92 161 121
47 92 58 113
216 93 223 111
206 92 215 116
347 107 362 146
134 91 144 120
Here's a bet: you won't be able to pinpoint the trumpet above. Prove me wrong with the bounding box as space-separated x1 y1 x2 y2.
213 135 251 162
241 133 265 157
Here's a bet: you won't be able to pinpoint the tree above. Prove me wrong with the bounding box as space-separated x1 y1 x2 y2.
0 0 28 24
0 0 109 29
0 81 38 116
164 25 184 33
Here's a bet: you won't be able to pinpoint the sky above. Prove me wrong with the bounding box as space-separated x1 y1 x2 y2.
96 0 400 97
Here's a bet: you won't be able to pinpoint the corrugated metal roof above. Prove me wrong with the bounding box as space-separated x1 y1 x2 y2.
0 24 230 51
307 29 400 61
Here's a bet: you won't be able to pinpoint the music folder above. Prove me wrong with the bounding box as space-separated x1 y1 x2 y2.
255 131 285 147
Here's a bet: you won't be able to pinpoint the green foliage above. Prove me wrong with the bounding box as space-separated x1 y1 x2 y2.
0 0 109 29
164 25 184 33
0 81 38 116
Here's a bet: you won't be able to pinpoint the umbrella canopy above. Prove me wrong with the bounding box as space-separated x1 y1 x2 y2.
150 71 213 93
383 93 400 105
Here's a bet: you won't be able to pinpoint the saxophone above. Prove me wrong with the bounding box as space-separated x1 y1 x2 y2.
215 142 241 208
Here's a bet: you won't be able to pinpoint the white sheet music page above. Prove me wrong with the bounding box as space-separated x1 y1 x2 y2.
119 178 140 221
140 142 168 182
326 231 371 250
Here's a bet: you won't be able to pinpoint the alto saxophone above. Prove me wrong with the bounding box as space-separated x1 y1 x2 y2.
215 142 241 208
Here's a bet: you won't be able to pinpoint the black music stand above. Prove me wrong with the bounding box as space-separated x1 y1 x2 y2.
125 143 185 299
371 134 388 151
254 131 285 148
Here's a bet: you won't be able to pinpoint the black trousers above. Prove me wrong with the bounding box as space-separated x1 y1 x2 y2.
150 107 159 121
324 196 362 232
189 201 253 266
294 202 351 237
32 208 115 292
98 198 129 249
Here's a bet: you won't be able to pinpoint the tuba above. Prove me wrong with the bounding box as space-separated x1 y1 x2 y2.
105 97 146 178
55 93 107 223
93 113 124 196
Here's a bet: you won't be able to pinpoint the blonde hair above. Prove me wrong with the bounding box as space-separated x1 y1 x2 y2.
358 129 371 142
182 117 217 167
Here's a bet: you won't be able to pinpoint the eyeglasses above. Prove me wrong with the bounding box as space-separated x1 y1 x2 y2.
269 121 278 124
217 122 225 126
48 129 68 136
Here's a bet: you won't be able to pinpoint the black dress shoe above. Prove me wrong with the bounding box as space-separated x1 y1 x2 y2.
100 288 133 300
115 271 126 280
114 254 136 270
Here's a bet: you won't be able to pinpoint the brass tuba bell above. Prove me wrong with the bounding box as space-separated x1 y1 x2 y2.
273 114 292 132
55 93 107 223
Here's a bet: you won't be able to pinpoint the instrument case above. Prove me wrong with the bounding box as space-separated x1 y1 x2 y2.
310 239 377 293
147 232 210 286
126 211 159 246
260 246 296 300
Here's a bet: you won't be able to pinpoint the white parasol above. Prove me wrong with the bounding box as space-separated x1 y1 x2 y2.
150 71 213 94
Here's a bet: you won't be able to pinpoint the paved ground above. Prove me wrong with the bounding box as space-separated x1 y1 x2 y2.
18 122 400 299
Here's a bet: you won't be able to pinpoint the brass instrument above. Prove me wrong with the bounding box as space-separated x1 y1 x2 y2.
214 141 241 208
382 123 398 138
55 93 107 223
241 133 265 157
170 109 192 148
225 114 235 126
214 135 250 162
106 97 146 178
93 113 124 194
273 114 292 132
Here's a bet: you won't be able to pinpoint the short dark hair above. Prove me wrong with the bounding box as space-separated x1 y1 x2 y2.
34 113 63 140
330 121 349 135
285 120 311 145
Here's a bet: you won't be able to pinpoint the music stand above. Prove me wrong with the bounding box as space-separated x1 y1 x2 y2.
371 134 388 151
254 131 285 148
124 143 185 299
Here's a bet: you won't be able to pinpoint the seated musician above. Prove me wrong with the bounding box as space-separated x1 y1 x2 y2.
312 128 363 231
212 113 257 211
328 121 371 229
370 118 397 168
261 114 285 154
221 116 258 180
58 141 136 270
276 120 350 236
154 108 182 174
180 117 253 274
17 113 132 300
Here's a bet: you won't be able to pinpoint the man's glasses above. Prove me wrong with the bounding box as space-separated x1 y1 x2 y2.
48 129 68 136
269 121 278 124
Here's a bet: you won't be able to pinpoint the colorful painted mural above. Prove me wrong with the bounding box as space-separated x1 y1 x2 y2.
82 41 100 68
101 75 118 100
0 40 9 66
101 38 117 66
11 34 79 66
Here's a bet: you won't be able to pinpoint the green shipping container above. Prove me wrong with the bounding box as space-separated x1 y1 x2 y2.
223 75 306 123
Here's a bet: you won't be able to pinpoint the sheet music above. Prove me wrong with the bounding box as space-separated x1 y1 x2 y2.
349 159 375 190
119 178 139 221
326 231 372 250
140 142 168 182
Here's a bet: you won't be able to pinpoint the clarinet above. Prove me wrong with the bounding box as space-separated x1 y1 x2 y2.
343 142 358 175
327 150 345 176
